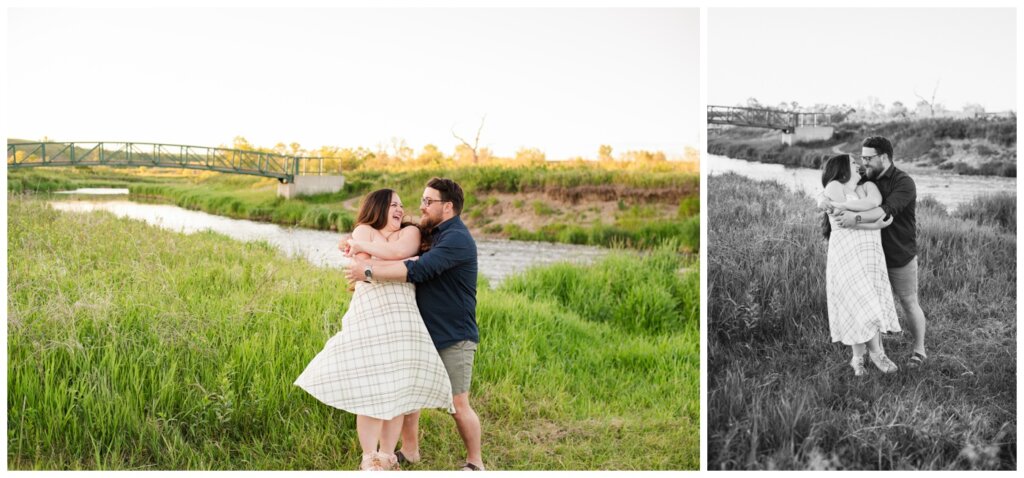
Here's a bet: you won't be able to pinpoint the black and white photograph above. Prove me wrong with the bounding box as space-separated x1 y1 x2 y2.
706 8 1017 470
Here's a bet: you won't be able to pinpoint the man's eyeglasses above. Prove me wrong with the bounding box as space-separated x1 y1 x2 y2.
860 153 882 162
421 197 449 207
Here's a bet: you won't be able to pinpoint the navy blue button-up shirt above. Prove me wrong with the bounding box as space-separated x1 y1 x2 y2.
404 215 479 350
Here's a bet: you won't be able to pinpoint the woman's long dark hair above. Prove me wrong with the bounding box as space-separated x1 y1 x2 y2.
355 188 431 254
820 154 852 240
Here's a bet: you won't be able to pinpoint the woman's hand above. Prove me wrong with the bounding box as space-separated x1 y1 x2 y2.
338 234 352 255
346 239 366 257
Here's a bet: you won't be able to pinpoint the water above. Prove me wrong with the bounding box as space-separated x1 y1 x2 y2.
708 154 1016 210
54 188 130 195
49 199 610 287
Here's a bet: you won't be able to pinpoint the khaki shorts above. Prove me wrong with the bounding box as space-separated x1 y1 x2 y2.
888 256 919 298
439 340 477 396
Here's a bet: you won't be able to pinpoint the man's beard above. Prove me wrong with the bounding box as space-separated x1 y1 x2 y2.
420 214 439 229
862 165 878 179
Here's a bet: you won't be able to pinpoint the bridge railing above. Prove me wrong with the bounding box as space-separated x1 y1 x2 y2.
6 141 346 182
708 105 832 132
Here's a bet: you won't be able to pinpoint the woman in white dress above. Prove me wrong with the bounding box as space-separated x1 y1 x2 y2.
295 189 453 471
820 154 901 376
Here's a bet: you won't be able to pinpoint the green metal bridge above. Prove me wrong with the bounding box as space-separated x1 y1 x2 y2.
7 141 338 183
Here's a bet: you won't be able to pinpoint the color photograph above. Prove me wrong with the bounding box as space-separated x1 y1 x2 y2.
6 7 700 471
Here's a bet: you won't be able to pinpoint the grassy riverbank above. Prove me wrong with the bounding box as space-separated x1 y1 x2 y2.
707 174 1016 470
7 164 699 252
709 117 1016 177
7 196 699 470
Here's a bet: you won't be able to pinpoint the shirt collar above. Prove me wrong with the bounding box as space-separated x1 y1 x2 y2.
878 163 897 180
433 215 463 234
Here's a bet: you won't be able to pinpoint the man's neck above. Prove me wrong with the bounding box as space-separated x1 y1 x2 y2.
434 215 458 230
880 162 894 177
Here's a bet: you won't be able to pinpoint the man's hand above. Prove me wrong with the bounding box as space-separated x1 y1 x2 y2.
833 210 859 228
345 258 368 283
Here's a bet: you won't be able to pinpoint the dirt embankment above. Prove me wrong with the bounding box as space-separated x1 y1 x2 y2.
463 188 683 238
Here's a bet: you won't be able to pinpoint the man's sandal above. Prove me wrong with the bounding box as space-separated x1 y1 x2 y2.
395 450 418 465
907 352 927 369
461 462 483 471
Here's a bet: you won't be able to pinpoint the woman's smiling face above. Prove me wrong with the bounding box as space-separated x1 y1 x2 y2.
386 193 404 231
848 157 861 184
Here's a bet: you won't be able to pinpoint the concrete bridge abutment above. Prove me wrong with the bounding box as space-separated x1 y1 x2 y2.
781 126 834 145
278 175 346 199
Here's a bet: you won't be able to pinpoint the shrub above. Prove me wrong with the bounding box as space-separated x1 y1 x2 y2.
954 192 1016 233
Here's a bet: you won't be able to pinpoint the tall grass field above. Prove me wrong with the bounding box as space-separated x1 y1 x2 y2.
708 173 1015 470
7 196 699 470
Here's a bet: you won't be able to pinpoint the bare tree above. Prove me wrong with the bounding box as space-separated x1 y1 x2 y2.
914 79 941 118
452 115 487 164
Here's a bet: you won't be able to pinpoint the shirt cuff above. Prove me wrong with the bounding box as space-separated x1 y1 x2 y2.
403 259 418 283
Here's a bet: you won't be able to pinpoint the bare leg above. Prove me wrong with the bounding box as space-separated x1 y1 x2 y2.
897 293 927 356
356 415 383 455
379 415 405 456
849 344 867 375
851 343 866 358
866 332 883 355
398 410 421 461
452 392 483 469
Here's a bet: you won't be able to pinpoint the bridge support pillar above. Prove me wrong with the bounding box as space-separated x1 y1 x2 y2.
781 126 834 145
278 175 346 199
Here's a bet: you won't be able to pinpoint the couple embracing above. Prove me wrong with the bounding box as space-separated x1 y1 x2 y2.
294 178 485 471
820 136 929 376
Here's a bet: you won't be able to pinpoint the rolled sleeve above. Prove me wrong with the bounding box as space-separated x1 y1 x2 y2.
880 175 916 219
405 233 470 284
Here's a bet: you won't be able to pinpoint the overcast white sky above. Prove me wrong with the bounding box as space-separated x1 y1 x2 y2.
7 8 699 159
709 8 1016 112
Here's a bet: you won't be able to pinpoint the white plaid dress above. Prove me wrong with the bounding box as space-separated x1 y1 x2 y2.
294 281 454 419
826 191 901 345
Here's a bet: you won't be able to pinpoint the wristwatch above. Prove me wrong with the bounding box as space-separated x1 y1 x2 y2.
855 214 862 224
363 264 374 283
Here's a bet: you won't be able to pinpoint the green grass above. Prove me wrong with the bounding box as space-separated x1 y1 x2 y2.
708 174 1016 470
531 200 557 216
496 216 700 253
5 166 174 193
7 196 699 470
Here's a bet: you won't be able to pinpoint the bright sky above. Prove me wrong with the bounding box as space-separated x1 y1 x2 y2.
7 8 699 160
709 8 1017 112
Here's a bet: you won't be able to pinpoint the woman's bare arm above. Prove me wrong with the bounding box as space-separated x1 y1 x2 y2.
349 225 375 262
348 225 421 260
835 182 883 212
823 181 847 204
852 215 893 230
